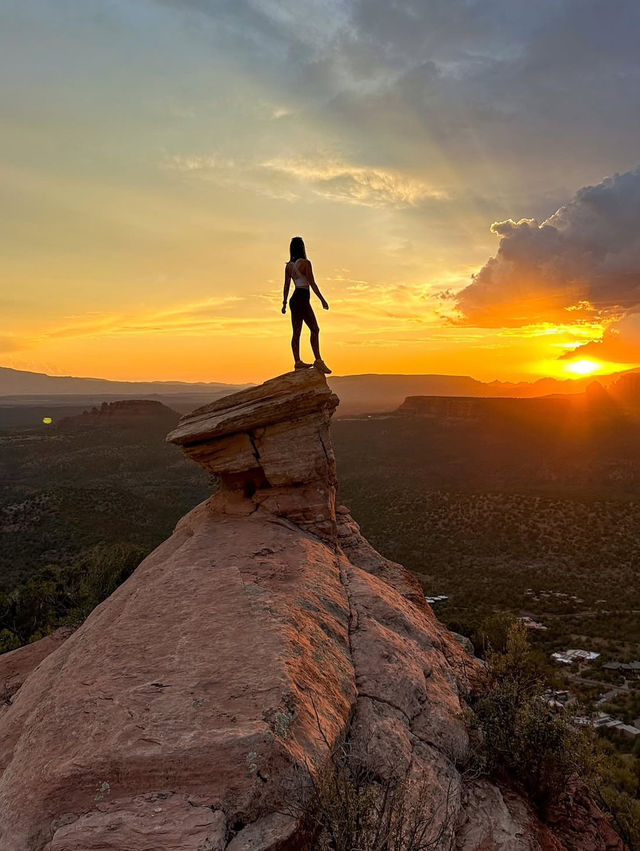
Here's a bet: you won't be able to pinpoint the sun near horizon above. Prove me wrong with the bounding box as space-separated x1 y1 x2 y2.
2 351 630 390
564 359 604 376
2 280 633 389
2 2 639 388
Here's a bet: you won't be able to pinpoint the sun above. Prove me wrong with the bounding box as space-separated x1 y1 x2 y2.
565 359 602 376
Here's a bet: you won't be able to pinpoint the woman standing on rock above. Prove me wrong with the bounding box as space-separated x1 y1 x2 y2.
281 236 331 373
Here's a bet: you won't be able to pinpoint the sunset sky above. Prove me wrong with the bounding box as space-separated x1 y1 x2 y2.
2 0 640 384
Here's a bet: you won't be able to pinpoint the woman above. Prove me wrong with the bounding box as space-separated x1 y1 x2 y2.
281 236 331 373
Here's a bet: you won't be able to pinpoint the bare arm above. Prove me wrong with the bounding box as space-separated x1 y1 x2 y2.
305 260 329 309
281 264 291 314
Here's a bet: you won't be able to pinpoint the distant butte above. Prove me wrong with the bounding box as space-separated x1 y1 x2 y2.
57 399 180 430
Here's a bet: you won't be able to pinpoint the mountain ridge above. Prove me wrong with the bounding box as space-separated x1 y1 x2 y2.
4 364 639 418
0 366 250 397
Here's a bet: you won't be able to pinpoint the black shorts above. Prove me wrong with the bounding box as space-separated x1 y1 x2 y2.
289 288 318 331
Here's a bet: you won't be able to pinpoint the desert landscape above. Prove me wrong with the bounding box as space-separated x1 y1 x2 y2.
3 0 640 846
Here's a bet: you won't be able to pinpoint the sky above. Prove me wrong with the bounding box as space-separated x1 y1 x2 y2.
1 0 640 384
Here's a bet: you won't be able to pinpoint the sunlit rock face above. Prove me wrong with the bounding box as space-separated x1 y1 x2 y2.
167 369 339 542
0 370 622 850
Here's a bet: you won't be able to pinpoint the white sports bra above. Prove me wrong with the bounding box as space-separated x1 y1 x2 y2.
289 258 309 288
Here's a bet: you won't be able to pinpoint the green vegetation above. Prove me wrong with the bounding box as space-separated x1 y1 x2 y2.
333 412 640 662
0 542 146 649
0 413 210 647
471 622 591 805
597 748 640 850
600 692 640 725
333 488 640 636
0 419 210 592
470 620 640 847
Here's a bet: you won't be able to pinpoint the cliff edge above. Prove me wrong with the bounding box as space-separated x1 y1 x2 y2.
0 370 621 850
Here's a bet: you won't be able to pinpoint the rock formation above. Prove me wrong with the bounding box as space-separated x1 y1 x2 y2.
0 370 622 850
610 372 640 411
58 399 180 431
395 391 619 423
168 370 339 542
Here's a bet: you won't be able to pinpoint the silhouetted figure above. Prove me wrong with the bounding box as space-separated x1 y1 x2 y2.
281 236 331 373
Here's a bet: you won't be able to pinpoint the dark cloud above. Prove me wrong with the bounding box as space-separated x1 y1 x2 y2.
455 167 640 327
136 0 640 199
4 0 640 282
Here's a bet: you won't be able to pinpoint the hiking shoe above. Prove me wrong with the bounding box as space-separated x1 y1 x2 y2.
294 360 312 369
314 359 332 374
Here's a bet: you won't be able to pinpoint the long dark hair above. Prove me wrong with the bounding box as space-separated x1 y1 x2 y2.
289 236 307 262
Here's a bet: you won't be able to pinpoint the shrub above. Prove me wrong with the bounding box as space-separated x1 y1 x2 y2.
470 621 640 847
282 748 452 851
0 628 20 654
277 702 453 851
473 611 517 656
471 621 590 808
305 755 452 851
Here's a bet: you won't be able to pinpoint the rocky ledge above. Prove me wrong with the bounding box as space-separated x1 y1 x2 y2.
167 369 340 541
0 370 621 850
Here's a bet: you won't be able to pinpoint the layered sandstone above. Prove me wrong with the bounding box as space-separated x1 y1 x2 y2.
167 369 340 541
0 370 622 850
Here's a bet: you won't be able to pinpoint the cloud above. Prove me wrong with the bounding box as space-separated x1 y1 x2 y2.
262 156 445 207
163 154 302 202
559 313 640 363
148 0 640 201
455 167 640 328
39 296 254 342
5 0 640 382
166 151 442 208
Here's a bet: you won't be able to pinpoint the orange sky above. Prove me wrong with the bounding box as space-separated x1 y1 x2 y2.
2 2 639 385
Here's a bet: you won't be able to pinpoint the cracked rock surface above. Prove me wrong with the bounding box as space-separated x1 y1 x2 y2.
0 370 621 850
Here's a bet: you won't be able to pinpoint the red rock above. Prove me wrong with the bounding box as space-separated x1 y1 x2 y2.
454 781 563 850
41 794 227 851
226 813 299 851
0 370 622 850
167 369 339 542
0 506 354 849
0 628 73 704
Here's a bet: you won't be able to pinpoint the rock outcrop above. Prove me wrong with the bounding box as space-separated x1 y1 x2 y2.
168 370 340 542
58 399 180 431
0 628 73 702
0 370 621 850
395 385 627 425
